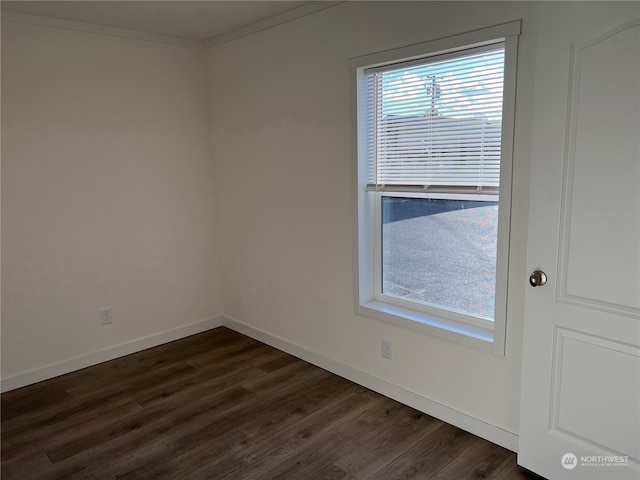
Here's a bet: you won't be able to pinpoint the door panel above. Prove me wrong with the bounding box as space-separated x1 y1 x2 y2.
560 19 640 313
519 4 640 479
552 329 639 459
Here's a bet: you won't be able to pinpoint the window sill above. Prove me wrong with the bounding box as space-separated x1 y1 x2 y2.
359 300 500 354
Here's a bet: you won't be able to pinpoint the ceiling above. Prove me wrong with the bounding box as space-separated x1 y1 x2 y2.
0 1 326 43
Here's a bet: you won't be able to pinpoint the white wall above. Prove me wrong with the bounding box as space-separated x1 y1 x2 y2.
1 22 223 385
2 0 626 452
206 1 541 444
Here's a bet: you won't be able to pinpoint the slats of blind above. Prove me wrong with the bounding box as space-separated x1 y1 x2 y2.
365 44 505 192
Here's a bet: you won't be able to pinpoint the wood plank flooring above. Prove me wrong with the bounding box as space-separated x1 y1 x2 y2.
1 327 543 479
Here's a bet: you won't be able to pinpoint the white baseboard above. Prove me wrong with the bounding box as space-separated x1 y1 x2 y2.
222 315 519 452
1 316 223 393
2 313 519 452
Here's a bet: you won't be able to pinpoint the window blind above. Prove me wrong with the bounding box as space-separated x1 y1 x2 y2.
365 43 505 193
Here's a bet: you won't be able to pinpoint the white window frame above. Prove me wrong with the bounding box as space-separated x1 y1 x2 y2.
351 21 521 355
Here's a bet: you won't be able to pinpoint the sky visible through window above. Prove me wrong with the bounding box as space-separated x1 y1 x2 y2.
375 46 505 320
379 46 505 122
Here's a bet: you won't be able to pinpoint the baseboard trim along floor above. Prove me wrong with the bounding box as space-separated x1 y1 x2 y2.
222 315 519 453
1 314 519 453
0 316 223 393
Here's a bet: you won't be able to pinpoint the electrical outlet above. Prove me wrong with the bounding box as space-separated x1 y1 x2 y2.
382 339 392 360
100 307 113 325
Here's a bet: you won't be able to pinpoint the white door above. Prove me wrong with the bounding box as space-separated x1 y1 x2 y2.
519 3 640 480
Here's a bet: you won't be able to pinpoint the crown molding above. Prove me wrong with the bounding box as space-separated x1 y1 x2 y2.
1 2 346 50
203 1 345 48
0 11 205 49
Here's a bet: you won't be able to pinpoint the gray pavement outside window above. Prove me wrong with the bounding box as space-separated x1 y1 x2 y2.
382 197 498 320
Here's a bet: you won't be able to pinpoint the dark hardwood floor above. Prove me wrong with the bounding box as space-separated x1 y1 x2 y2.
1 327 542 479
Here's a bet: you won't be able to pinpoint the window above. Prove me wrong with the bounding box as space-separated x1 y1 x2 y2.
353 22 520 353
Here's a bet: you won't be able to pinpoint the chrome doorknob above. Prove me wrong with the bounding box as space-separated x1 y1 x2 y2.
529 270 547 287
